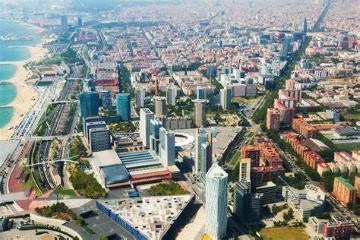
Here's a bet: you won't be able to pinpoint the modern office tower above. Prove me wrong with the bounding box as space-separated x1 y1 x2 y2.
60 15 68 32
166 87 177 106
197 86 207 100
239 158 251 185
100 90 112 109
77 16 83 27
89 127 111 152
154 96 167 118
302 18 307 36
149 118 163 154
80 92 99 118
266 108 281 131
116 93 131 121
220 85 232 110
234 181 263 223
205 163 228 240
159 127 175 167
195 129 212 181
136 89 145 108
193 99 207 128
280 37 292 60
84 120 106 140
140 108 154 147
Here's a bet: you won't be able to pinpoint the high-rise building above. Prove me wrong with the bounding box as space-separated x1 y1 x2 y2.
193 99 207 128
159 127 175 167
197 86 207 100
239 158 251 185
140 108 154 147
77 16 83 27
302 18 307 37
233 181 262 223
195 129 212 181
100 90 112 109
280 37 292 60
89 127 111 152
332 177 357 206
136 89 145 108
166 87 177 106
149 118 163 154
116 93 131 121
220 86 232 110
60 15 68 32
84 120 106 140
266 108 281 131
154 96 167 118
205 163 228 240
80 92 99 118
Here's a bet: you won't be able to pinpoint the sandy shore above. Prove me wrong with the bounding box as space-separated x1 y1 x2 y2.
0 45 48 140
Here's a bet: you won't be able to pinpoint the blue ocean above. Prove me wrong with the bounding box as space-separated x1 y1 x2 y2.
0 19 41 128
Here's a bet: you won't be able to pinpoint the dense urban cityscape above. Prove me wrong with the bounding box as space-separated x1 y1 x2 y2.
0 0 359 239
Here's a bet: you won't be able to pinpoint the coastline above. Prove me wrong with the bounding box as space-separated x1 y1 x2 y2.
0 45 48 140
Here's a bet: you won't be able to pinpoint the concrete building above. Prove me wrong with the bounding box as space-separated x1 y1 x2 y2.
96 195 194 240
60 15 68 32
80 92 99 118
323 217 355 240
159 127 175 167
197 86 207 100
332 177 357 206
154 96 167 118
205 163 228 240
193 99 207 128
166 87 177 106
266 108 281 131
89 127 111 152
136 88 145 108
220 86 232 110
239 158 251 185
233 181 263 223
140 108 154 147
355 176 360 198
282 184 326 219
116 93 131 121
163 117 192 130
195 128 212 182
256 181 277 204
241 145 261 167
149 118 163 154
99 90 112 109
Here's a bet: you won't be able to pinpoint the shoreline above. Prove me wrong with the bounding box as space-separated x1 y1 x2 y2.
0 45 48 140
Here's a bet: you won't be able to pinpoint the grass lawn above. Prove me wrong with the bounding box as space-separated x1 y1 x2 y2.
22 166 42 196
260 227 308 240
233 96 262 107
230 150 241 167
54 185 77 197
343 113 360 121
335 142 360 152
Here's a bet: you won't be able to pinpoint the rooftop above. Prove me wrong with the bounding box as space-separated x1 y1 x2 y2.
97 195 194 240
336 177 356 191
118 151 161 169
93 150 122 167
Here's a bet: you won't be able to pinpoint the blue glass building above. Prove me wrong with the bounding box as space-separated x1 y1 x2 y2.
116 93 131 121
79 92 99 118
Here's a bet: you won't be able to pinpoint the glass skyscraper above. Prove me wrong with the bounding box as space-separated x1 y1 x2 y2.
116 93 131 121
205 163 228 240
79 92 99 118
195 128 212 182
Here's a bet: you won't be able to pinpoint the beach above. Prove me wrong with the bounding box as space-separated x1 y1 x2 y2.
0 45 48 140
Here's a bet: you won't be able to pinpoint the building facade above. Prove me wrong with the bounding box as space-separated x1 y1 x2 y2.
205 163 228 240
116 93 131 121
